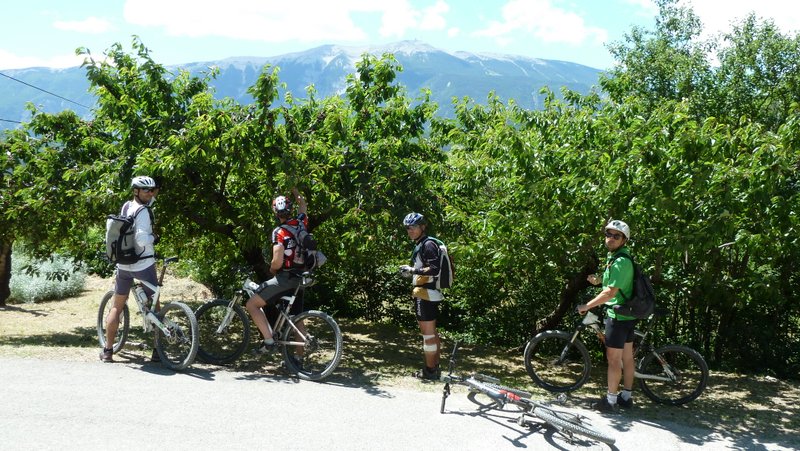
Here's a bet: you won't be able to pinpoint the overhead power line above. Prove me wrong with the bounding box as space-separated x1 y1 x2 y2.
1 118 23 124
0 71 91 110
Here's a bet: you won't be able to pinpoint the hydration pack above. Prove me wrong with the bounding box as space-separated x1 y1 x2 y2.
105 202 153 264
412 236 454 289
280 222 327 270
611 253 656 319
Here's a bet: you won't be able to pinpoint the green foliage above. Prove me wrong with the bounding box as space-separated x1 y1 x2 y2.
3 6 799 378
9 246 86 303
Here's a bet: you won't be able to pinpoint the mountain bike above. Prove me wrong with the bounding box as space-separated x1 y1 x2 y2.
440 341 615 446
96 256 199 371
523 307 709 405
194 271 343 381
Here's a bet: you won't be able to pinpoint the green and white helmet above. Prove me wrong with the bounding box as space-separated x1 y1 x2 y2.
605 220 630 239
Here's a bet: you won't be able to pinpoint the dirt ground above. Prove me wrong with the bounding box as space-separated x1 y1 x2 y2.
1 274 799 448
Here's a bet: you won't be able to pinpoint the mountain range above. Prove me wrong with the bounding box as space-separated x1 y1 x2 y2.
0 40 602 130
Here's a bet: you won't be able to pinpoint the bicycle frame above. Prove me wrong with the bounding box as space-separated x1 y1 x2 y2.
128 256 179 339
243 273 315 347
572 310 679 383
441 341 615 446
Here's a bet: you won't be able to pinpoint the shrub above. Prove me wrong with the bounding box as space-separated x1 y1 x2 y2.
9 250 87 303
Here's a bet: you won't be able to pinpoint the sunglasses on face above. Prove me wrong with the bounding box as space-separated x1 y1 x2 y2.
605 231 624 240
140 188 155 193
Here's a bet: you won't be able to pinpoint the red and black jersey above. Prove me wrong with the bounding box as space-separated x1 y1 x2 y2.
271 213 309 270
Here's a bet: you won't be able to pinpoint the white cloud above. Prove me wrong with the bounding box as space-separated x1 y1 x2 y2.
473 0 607 47
124 0 372 41
378 1 419 38
420 1 449 31
447 27 460 38
0 49 88 70
122 0 448 42
53 16 114 34
680 0 800 38
623 0 657 13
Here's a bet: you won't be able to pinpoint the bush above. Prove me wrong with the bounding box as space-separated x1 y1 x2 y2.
9 250 87 303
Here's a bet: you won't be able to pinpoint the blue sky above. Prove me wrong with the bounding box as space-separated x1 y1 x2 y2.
1 0 797 71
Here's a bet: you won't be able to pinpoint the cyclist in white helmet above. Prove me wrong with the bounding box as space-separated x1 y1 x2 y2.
578 219 636 412
100 176 160 362
399 212 443 380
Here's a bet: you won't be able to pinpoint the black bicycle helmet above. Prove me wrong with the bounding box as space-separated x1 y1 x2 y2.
403 212 426 226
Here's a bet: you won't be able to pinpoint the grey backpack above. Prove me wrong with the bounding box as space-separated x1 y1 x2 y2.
105 202 153 264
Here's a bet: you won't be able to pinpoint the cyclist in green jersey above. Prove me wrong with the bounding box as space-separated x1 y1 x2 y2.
578 220 635 412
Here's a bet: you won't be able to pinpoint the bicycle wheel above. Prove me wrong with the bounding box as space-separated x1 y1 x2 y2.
533 406 616 445
524 331 591 392
195 299 251 365
97 290 129 353
281 310 343 381
638 344 709 405
154 301 199 371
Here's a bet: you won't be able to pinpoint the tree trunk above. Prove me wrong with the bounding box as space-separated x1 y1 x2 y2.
534 254 600 335
0 240 11 306
242 246 270 283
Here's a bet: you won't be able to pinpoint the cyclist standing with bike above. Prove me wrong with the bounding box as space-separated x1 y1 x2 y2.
399 213 443 380
100 176 160 363
246 187 308 355
577 220 636 412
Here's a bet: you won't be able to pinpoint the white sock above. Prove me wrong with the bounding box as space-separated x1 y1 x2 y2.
264 338 274 345
620 389 632 401
606 392 618 405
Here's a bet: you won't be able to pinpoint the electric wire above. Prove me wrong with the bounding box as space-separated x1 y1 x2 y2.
0 71 91 110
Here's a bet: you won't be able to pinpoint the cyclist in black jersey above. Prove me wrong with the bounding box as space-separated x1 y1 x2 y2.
399 212 443 380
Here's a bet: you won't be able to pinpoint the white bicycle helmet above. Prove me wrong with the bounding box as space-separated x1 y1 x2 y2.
605 220 630 239
131 176 156 189
272 195 292 215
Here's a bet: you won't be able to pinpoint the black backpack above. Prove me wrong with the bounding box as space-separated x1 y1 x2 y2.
611 253 655 319
105 202 153 264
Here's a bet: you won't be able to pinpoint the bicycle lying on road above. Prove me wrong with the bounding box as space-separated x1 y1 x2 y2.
97 256 199 371
523 307 709 405
194 271 343 381
440 341 615 446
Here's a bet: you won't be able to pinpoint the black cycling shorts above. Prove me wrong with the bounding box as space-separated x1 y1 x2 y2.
604 317 637 349
414 298 440 322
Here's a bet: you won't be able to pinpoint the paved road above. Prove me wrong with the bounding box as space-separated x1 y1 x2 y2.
0 358 767 450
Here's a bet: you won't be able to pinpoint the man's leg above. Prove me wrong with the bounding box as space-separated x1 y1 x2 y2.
622 341 635 389
418 319 440 370
104 293 129 352
606 346 624 395
246 294 271 340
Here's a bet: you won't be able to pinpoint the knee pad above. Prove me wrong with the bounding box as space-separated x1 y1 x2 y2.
422 334 438 353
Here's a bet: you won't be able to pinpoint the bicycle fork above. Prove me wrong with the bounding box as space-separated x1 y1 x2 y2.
215 298 240 334
634 351 679 383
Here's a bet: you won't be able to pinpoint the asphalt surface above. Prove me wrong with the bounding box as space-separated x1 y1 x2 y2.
0 358 782 451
